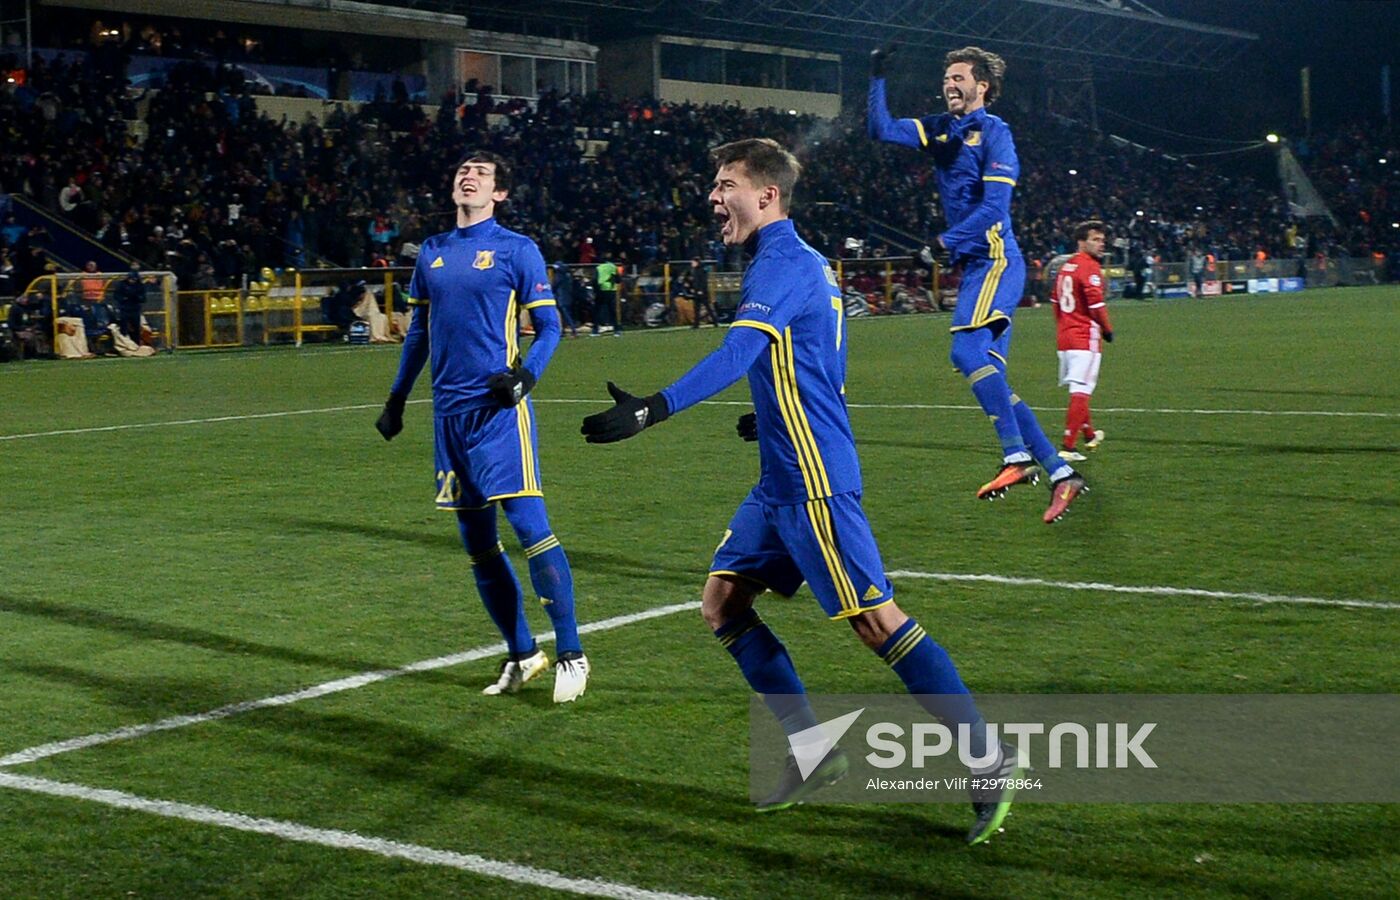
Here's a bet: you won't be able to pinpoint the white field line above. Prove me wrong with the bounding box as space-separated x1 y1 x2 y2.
887 570 1398 611
5 397 1395 441
4 569 1389 770
0 772 712 900
0 601 699 769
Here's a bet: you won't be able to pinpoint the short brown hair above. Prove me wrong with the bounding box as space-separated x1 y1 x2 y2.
944 46 1007 105
709 138 802 214
1074 219 1107 242
454 150 512 194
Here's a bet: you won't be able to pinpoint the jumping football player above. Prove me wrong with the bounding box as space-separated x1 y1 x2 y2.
868 44 1088 523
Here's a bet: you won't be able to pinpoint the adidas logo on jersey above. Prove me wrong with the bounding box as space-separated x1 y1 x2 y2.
431 256 445 268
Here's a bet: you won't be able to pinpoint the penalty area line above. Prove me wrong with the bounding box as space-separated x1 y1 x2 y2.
0 772 712 900
0 601 699 769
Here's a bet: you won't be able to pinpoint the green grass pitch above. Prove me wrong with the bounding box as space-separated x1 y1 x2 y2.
1 287 1396 898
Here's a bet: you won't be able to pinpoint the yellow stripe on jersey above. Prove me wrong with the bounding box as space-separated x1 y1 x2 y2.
911 118 929 147
770 329 835 500
770 340 818 499
983 175 1017 185
523 299 556 310
732 319 782 342
805 499 860 616
505 289 519 368
780 329 833 497
407 295 428 306
989 349 1007 366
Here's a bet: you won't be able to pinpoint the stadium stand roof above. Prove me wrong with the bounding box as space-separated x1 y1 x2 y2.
384 0 1257 73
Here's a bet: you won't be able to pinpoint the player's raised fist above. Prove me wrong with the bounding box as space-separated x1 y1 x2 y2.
870 44 899 78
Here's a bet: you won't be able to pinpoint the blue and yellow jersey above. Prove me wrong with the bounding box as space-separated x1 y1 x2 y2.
405 217 555 416
729 220 862 505
868 79 1021 263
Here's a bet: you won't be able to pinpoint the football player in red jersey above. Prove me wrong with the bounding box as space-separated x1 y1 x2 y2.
1053 220 1114 460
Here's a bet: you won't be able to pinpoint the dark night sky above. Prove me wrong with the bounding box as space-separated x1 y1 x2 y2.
1096 0 1399 143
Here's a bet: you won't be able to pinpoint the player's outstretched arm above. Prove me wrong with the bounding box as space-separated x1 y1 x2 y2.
579 327 770 443
580 382 670 443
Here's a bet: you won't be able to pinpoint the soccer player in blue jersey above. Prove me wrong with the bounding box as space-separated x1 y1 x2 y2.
581 138 1021 845
375 150 589 703
869 45 1088 523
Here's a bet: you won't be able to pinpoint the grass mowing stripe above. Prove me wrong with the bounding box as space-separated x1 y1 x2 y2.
887 570 1397 610
5 398 1393 442
0 601 699 768
0 773 713 900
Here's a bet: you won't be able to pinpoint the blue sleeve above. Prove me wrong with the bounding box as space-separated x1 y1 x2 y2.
389 305 429 398
522 305 560 382
938 123 1019 254
515 241 560 381
390 254 431 397
867 78 928 149
406 251 429 305
659 326 771 416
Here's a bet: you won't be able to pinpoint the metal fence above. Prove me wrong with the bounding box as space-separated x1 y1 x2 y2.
172 268 413 348
8 254 1388 359
12 271 175 354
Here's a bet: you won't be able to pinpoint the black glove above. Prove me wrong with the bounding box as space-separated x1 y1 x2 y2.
736 411 758 442
580 381 670 444
1103 330 1114 343
870 44 898 79
375 393 407 441
486 366 537 407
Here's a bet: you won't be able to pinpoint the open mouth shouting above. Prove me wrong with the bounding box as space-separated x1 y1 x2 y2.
714 206 734 242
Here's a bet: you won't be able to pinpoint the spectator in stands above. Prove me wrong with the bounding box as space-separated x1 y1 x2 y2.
1 215 25 249
0 248 13 298
7 290 52 358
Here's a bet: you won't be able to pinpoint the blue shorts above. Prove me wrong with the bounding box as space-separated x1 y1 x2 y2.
432 401 543 510
710 489 893 620
950 253 1026 337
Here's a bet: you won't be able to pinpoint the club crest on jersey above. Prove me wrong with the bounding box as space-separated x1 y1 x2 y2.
472 250 495 270
964 130 982 146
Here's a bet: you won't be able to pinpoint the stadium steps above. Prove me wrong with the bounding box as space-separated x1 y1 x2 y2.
4 193 140 273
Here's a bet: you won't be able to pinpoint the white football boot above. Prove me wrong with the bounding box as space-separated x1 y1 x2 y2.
553 654 590 704
482 649 550 696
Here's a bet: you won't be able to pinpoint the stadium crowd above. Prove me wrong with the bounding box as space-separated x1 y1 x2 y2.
1 45 1396 302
